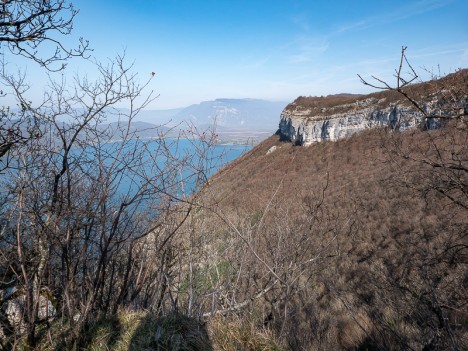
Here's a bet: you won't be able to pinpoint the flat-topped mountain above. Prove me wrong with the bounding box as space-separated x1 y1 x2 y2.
133 98 287 132
279 69 468 145
100 98 288 144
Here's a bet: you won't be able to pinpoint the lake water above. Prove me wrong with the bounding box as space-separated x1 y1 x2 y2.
101 137 251 199
1 138 250 207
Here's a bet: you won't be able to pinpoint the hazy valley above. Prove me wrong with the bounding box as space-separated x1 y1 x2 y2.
101 99 287 145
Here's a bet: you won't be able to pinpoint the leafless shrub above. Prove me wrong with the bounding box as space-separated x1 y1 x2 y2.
0 54 220 349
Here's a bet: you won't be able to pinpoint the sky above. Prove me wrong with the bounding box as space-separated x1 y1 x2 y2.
4 0 468 109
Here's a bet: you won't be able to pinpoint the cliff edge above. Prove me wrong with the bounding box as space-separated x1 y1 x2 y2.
278 69 467 145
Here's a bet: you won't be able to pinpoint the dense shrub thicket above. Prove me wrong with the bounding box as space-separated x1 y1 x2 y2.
185 118 467 350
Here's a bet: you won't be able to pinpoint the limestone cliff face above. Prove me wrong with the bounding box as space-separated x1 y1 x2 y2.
278 99 428 145
278 69 468 146
277 96 436 146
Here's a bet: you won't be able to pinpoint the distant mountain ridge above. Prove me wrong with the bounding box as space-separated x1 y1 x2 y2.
171 98 287 131
99 98 288 144
131 98 285 129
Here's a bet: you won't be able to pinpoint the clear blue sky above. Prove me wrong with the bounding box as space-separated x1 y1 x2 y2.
8 0 468 109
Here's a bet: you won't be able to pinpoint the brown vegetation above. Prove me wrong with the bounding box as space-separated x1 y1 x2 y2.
187 116 467 349
1 8 466 348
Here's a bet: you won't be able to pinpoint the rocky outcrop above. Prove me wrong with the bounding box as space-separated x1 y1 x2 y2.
278 97 437 146
0 286 56 338
278 70 467 146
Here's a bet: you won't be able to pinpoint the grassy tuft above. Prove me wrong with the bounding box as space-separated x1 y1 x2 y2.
209 316 285 351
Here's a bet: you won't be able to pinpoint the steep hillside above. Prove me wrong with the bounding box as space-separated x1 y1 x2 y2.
195 124 467 350
189 81 467 349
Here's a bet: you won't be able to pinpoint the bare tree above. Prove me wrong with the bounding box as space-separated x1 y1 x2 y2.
358 46 467 123
0 0 90 164
0 54 219 349
0 0 89 70
358 47 467 209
